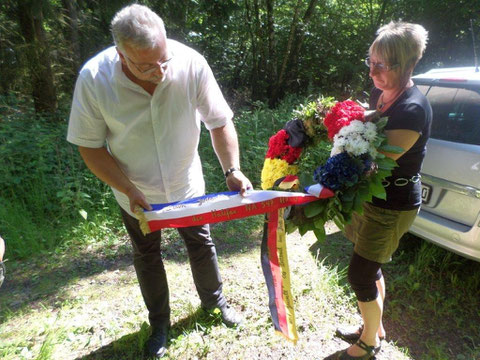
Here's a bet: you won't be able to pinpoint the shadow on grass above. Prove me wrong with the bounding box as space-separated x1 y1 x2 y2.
0 243 134 319
75 308 227 360
309 230 480 359
0 216 264 322
161 216 265 263
308 229 353 275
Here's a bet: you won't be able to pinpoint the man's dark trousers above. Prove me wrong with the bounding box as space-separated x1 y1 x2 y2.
121 209 226 329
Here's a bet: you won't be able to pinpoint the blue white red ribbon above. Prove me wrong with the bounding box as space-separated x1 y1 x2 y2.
137 186 334 343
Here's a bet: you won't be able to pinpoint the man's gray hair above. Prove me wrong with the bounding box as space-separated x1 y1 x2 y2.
369 21 428 83
111 4 166 51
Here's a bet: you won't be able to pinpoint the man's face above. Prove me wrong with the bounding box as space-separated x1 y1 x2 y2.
118 35 171 84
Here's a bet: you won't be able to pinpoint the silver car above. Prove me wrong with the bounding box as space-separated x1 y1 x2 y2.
410 67 480 262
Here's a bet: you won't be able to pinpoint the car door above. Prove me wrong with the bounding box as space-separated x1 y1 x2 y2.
418 84 480 230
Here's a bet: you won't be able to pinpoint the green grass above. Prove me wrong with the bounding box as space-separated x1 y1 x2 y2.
2 218 479 359
1 94 480 359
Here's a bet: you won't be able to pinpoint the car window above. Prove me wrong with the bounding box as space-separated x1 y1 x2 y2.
426 86 480 145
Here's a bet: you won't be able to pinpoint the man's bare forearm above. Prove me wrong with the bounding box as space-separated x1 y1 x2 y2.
78 146 151 212
210 121 240 172
78 146 135 194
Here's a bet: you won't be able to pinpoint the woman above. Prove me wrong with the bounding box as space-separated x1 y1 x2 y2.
336 22 432 360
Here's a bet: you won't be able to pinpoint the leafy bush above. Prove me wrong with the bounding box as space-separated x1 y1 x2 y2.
0 96 116 258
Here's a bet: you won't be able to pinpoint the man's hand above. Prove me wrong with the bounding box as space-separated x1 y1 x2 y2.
126 186 152 213
226 170 253 196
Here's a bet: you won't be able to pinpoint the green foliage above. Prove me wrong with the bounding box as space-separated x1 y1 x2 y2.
0 96 117 259
0 93 305 259
4 0 479 109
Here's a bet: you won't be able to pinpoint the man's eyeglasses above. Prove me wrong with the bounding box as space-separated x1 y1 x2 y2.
125 54 173 75
365 57 399 72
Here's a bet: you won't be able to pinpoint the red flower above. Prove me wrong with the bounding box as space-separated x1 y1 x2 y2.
281 146 302 164
266 129 302 164
323 100 365 139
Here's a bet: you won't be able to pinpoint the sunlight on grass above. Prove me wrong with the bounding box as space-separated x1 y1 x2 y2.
2 218 469 359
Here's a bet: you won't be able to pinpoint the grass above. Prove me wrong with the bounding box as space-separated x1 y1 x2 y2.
1 94 480 359
2 216 479 359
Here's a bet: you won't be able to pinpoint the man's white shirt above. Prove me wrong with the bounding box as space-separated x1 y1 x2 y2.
67 40 234 216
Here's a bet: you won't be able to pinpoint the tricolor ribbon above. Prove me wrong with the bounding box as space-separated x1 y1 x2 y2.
136 185 334 343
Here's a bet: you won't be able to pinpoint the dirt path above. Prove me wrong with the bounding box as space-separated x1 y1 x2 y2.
0 221 455 359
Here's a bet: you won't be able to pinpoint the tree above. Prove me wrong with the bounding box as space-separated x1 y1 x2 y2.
17 0 57 113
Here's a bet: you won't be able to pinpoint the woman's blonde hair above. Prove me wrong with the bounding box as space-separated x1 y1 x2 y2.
370 21 428 83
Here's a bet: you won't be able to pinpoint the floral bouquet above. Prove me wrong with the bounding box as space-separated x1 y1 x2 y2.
260 97 401 241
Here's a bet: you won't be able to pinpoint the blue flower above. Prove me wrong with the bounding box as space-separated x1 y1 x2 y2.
313 152 371 191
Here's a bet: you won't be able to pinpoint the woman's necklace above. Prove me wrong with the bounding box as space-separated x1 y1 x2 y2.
376 81 414 111
377 92 398 111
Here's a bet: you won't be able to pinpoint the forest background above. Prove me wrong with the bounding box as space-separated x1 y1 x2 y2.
1 1 480 359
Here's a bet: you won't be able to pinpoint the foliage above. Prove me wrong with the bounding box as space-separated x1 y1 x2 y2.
0 93 303 259
200 94 306 192
0 95 117 258
1 0 479 109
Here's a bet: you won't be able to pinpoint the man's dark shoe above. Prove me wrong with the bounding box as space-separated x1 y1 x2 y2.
145 326 168 358
204 304 243 327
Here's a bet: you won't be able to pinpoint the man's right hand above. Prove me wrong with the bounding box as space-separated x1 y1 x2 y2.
78 146 153 214
126 186 152 213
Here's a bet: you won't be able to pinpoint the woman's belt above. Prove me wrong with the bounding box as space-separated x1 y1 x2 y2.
382 175 421 187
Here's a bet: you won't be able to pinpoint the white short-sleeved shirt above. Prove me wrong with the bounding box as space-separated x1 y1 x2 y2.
67 40 234 216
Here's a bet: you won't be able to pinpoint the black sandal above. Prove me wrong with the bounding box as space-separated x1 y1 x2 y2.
338 339 377 360
335 324 364 343
336 324 385 347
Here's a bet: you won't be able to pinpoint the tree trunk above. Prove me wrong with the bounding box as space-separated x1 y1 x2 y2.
265 0 277 99
62 0 81 73
269 0 318 106
289 0 319 77
17 0 57 113
245 0 259 98
270 0 302 106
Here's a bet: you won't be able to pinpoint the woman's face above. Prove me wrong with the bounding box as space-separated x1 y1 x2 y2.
368 53 403 92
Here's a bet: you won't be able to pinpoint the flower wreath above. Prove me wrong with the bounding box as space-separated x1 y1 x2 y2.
260 97 401 241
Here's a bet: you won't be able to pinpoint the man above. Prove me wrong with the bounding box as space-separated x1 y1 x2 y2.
67 4 252 358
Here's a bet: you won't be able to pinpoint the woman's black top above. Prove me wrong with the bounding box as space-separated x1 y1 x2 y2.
369 86 432 210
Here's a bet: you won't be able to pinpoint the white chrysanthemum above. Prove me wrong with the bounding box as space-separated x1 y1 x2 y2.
333 135 347 147
363 122 377 142
332 120 379 157
347 120 366 133
330 146 342 156
331 135 347 156
345 137 369 155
